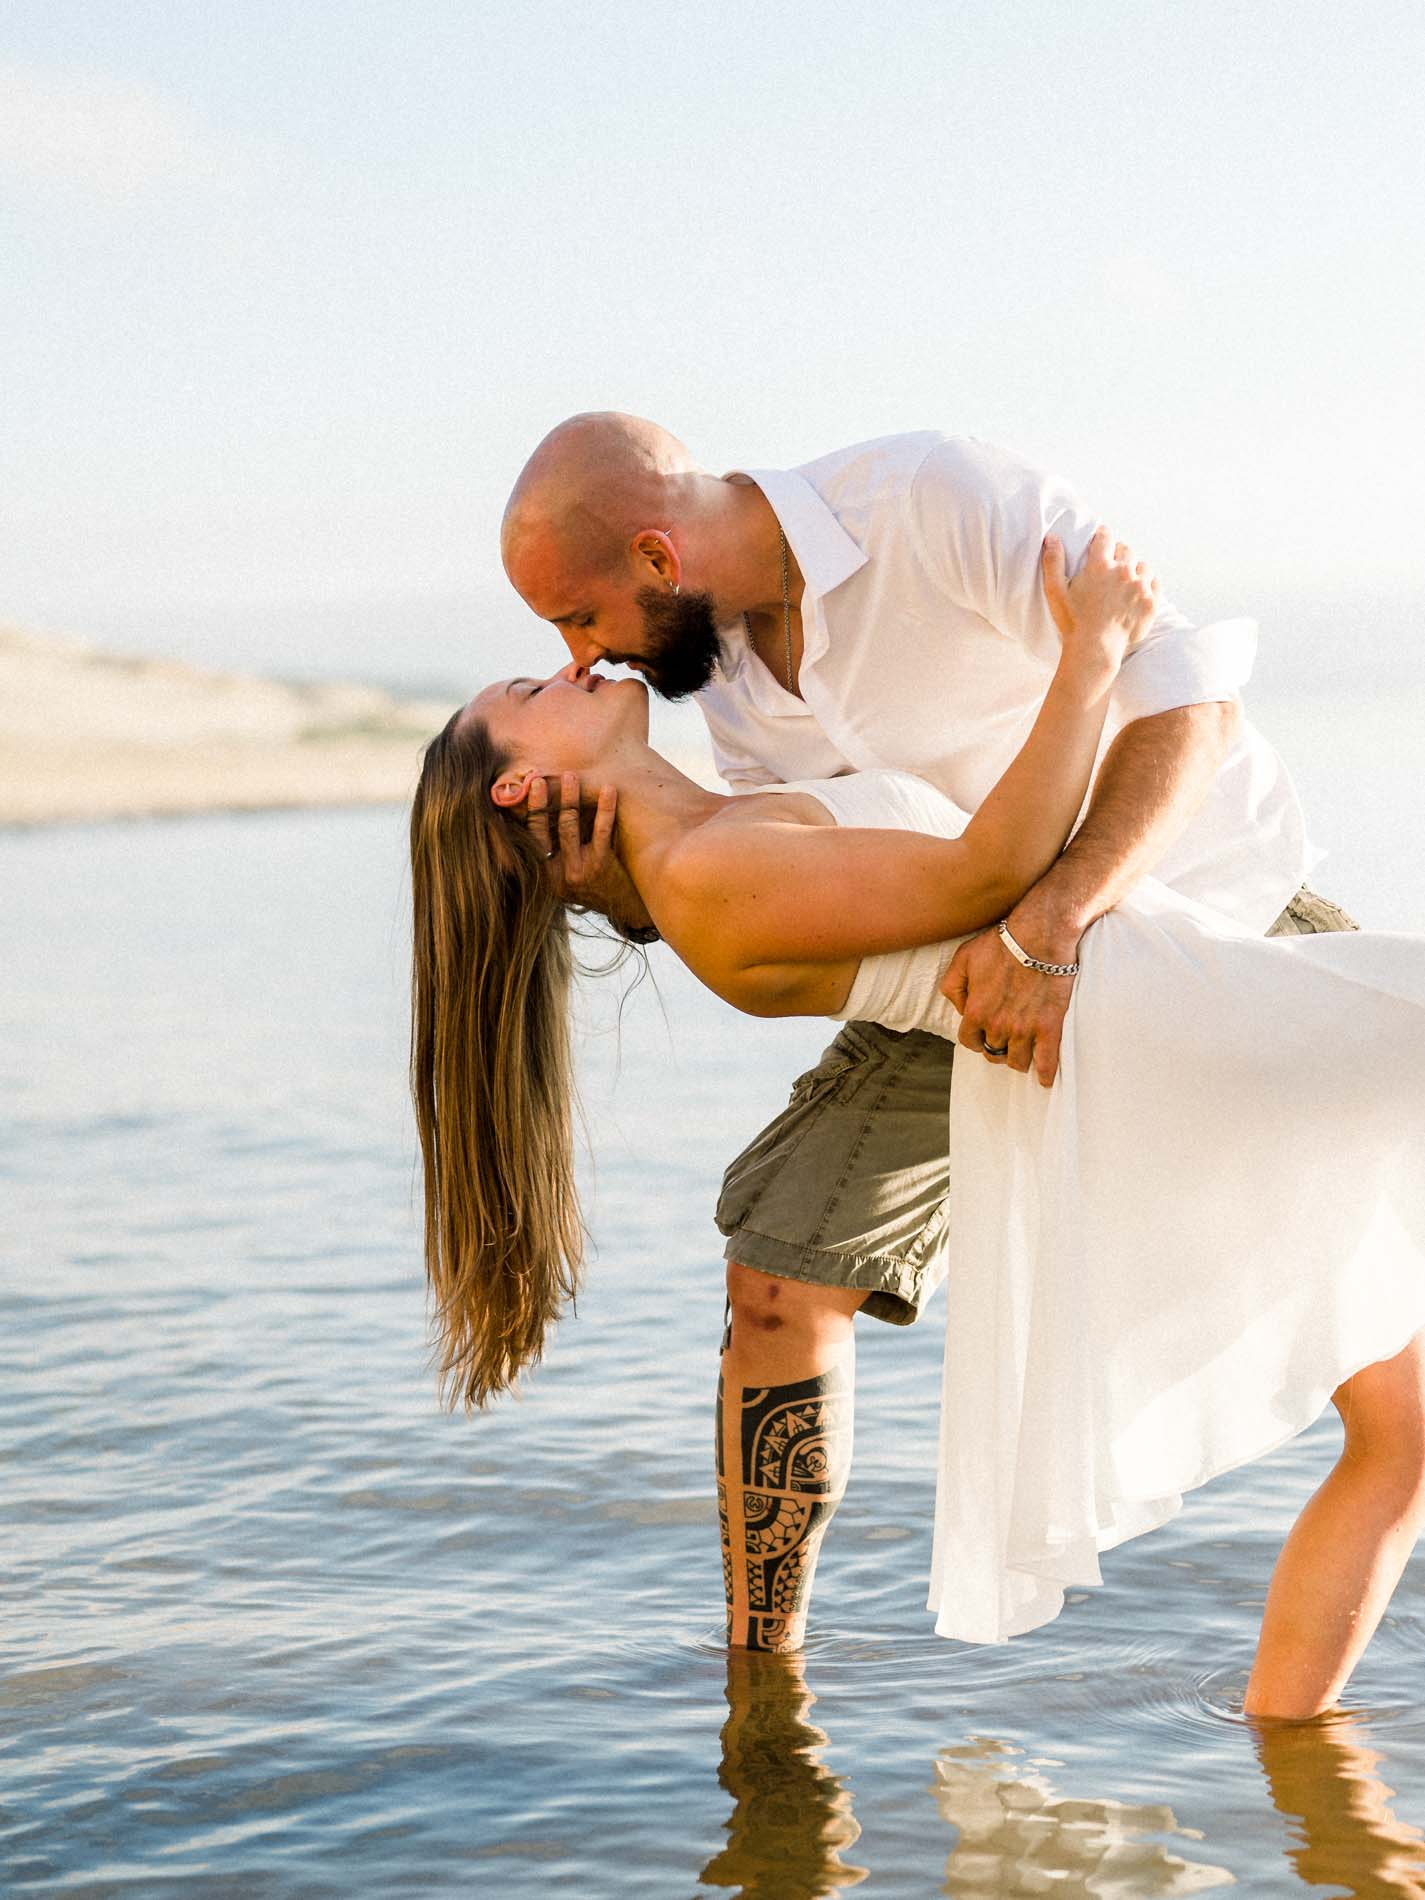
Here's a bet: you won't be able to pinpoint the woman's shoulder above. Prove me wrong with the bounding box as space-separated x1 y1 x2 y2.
654 793 822 906
649 781 845 927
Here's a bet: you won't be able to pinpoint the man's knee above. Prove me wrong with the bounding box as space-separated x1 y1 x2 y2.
724 1260 865 1346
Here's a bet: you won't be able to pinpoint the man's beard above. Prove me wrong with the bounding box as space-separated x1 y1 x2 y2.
631 585 725 701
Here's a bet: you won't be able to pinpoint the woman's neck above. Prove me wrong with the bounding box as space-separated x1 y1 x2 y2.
597 740 730 885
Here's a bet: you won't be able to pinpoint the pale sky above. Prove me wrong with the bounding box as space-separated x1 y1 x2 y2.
2 1 1422 692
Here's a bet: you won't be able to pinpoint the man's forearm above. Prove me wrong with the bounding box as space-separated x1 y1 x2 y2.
1009 700 1241 956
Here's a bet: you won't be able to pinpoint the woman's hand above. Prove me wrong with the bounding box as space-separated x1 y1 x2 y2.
1042 524 1160 673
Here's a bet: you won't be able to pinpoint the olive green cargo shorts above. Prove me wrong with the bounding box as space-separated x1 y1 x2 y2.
715 886 1360 1326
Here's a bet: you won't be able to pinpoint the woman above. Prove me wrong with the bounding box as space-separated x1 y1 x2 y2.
410 531 1425 1717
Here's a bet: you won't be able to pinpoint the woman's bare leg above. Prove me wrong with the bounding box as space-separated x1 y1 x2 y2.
718 1263 865 1652
1244 1328 1425 1719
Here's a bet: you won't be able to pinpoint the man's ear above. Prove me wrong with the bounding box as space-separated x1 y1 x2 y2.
490 771 533 810
630 528 679 591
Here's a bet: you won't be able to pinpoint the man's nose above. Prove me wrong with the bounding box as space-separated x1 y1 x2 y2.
557 628 606 670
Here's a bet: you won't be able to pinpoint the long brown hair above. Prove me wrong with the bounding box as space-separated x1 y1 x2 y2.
409 708 582 1409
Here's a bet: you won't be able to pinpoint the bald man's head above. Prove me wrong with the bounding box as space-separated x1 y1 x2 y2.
501 411 699 590
500 411 744 697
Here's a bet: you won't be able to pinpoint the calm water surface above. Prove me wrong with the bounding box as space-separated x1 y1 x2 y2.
4 690 1425 1896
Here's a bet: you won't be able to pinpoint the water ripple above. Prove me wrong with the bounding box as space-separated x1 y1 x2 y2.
5 808 1425 1896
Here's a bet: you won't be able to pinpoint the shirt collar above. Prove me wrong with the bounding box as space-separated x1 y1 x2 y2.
723 465 868 603
709 466 867 706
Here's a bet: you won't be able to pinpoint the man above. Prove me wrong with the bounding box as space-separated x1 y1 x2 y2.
500 412 1351 1653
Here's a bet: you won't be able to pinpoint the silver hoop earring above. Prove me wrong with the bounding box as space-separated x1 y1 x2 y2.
672 582 680 595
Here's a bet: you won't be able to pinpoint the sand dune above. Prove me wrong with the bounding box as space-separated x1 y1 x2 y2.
0 627 461 826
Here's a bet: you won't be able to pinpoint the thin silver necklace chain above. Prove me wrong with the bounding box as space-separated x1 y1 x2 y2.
742 529 794 694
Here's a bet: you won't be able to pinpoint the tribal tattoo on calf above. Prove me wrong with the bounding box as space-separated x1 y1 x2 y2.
717 1362 853 1651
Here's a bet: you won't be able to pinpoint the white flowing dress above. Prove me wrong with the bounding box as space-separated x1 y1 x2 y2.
764 768 1425 1645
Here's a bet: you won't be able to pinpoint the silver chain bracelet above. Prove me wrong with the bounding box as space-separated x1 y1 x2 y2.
997 919 1080 978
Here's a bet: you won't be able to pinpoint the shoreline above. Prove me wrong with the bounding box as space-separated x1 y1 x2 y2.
0 625 461 828
0 758 445 831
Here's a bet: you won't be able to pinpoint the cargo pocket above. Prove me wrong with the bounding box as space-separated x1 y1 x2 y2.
716 1033 880 1239
786 1046 859 1109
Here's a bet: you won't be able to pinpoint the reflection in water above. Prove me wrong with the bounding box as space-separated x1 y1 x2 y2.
699 1651 1243 1898
930 1735 1234 1896
701 1649 868 1897
1251 1709 1425 1897
696 1663 1425 1900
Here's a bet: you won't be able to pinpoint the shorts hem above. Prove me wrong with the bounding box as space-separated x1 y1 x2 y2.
719 1223 930 1326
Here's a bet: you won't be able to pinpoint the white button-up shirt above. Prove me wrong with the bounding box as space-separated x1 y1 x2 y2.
696 431 1310 930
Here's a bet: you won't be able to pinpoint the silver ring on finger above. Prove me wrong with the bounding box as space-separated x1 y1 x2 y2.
983 1040 1009 1058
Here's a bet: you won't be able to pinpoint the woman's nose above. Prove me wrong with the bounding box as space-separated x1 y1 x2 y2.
552 662 603 693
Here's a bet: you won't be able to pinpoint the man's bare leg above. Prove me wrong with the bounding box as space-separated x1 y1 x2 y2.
717 1262 864 1651
1244 1329 1425 1718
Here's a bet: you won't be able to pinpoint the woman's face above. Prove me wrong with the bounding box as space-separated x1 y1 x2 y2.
465 665 649 776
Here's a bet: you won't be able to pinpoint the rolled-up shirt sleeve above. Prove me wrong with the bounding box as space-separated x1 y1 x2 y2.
908 435 1256 721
